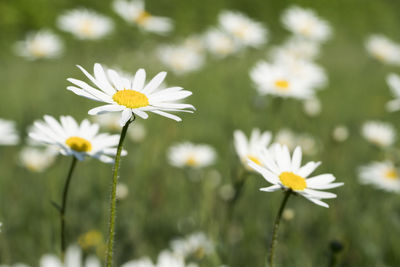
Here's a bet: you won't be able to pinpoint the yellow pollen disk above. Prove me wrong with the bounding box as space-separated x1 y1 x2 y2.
136 11 151 25
185 156 198 167
279 171 307 191
247 155 262 166
31 41 46 57
65 136 92 152
384 169 398 180
112 90 149 109
80 20 94 36
274 79 290 91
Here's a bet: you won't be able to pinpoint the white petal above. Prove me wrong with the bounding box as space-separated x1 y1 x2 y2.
260 185 281 192
142 71 166 94
150 110 182 121
120 109 132 126
303 188 337 199
132 68 146 91
88 104 124 115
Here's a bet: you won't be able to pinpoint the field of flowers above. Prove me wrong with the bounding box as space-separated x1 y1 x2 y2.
1 0 400 266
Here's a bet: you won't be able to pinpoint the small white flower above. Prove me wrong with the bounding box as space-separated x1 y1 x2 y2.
248 144 343 208
128 122 147 142
170 232 214 259
158 45 205 75
218 10 267 48
121 257 153 267
359 161 400 193
302 97 321 117
116 182 129 200
93 113 122 131
58 9 113 40
29 115 124 163
365 35 400 65
19 147 57 172
274 129 296 150
167 142 216 169
281 6 332 42
204 28 238 58
113 0 173 34
14 30 63 60
270 37 320 62
361 121 396 147
39 245 101 267
386 73 400 112
0 119 19 145
332 125 349 142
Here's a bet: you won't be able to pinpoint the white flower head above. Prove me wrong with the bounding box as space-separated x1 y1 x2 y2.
39 245 101 267
234 129 272 169
0 119 19 145
170 232 214 259
121 257 153 267
361 121 396 147
28 115 124 163
248 144 343 208
113 0 173 34
274 129 296 151
19 147 57 172
204 28 238 58
14 30 63 60
270 36 320 62
218 10 268 48
281 6 332 42
158 45 205 75
359 161 400 193
302 97 321 117
365 35 400 65
58 9 113 40
116 182 129 200
67 63 195 126
332 125 349 142
168 142 217 169
386 73 400 112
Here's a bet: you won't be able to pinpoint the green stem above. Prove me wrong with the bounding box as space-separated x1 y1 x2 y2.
106 119 132 267
268 190 291 267
60 156 78 259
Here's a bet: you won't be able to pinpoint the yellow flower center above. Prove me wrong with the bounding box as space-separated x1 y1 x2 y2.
136 11 151 25
78 230 103 249
279 171 307 191
112 90 149 109
31 41 46 57
186 156 198 167
247 155 262 166
274 79 290 91
384 169 398 180
65 136 92 152
80 20 94 36
234 25 248 39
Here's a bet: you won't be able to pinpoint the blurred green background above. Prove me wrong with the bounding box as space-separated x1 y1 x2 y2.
1 0 400 266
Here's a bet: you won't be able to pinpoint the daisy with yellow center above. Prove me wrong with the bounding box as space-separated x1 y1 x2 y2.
14 30 63 60
168 142 217 169
67 63 195 126
358 161 400 193
365 34 400 66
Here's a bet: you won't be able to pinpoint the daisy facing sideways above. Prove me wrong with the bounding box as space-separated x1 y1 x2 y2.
386 73 400 112
358 161 400 193
67 63 195 126
365 34 400 66
28 115 124 163
248 144 343 208
0 119 19 145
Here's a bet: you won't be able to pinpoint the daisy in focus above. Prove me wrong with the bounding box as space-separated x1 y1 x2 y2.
218 10 268 48
386 73 400 112
365 35 400 65
0 119 19 145
40 245 101 267
113 0 173 34
14 30 63 60
248 144 343 207
281 6 332 42
361 121 396 148
67 63 195 126
158 45 205 75
167 142 217 169
57 9 113 40
28 115 124 163
358 161 400 193
234 129 272 169
19 147 57 172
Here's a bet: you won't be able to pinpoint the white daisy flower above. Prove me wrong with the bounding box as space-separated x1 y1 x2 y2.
170 232 214 259
365 34 400 65
332 125 349 142
218 10 267 48
67 63 195 126
386 73 400 112
281 6 332 42
270 37 320 62
158 45 205 75
93 113 122 131
121 257 153 267
167 142 216 169
248 144 343 208
113 0 173 34
250 61 314 99
0 119 19 145
14 30 63 60
204 28 238 58
28 115 124 163
19 147 57 172
39 245 101 267
116 182 129 200
358 161 400 193
302 97 321 117
183 35 206 53
122 251 193 267
57 9 113 40
361 121 396 147
234 128 272 169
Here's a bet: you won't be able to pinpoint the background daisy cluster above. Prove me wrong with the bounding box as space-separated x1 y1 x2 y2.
1 0 400 266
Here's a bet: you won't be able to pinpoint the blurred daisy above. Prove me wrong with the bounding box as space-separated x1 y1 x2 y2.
28 115 124 163
0 264 30 267
40 245 101 267
248 144 343 207
58 9 113 40
332 125 349 142
0 119 19 145
67 63 195 126
158 45 205 75
14 30 63 60
361 121 396 148
274 129 296 150
204 29 238 58
93 113 121 131
113 0 173 34
170 232 214 259
270 37 320 62
122 251 196 267
302 97 321 117
78 230 103 250
116 182 129 200
121 257 153 267
168 142 216 169
365 35 400 65
234 129 272 169
218 11 267 48
359 161 400 193
128 122 147 142
281 6 332 42
386 73 400 112
19 147 57 172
